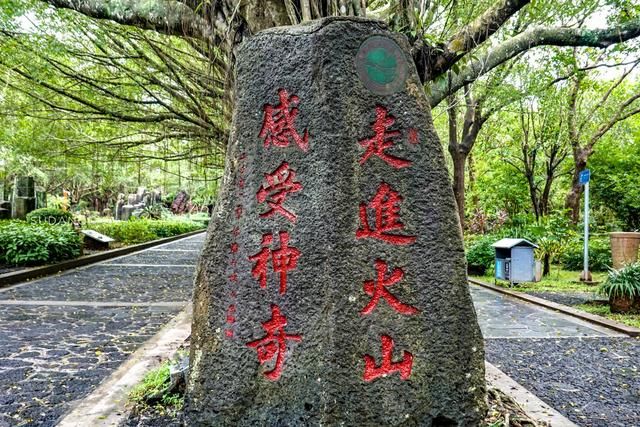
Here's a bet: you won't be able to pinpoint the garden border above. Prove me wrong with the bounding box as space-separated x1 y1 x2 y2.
469 278 640 337
0 229 206 289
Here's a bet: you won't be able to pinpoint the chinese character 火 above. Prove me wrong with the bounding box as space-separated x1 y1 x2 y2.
361 259 419 316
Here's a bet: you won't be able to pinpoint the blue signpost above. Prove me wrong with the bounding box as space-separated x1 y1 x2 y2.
580 169 591 281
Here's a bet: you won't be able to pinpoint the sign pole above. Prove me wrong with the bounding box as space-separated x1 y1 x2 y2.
579 169 591 282
583 180 589 280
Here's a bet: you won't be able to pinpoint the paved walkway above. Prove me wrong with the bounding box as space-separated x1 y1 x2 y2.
0 242 636 427
472 284 640 427
0 233 205 427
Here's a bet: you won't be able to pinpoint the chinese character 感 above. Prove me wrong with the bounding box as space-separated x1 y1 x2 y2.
363 335 413 382
256 161 303 223
361 259 419 316
248 231 301 295
356 182 416 245
259 88 309 152
246 304 302 381
358 106 411 169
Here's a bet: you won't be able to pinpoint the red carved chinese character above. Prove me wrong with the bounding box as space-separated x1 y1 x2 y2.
230 243 239 253
249 233 273 289
407 128 419 145
235 205 243 219
358 106 411 169
246 304 302 381
356 182 416 245
225 329 234 338
363 335 413 382
256 162 303 223
271 231 301 295
229 272 238 283
226 304 236 323
248 232 301 294
259 89 309 152
361 259 419 316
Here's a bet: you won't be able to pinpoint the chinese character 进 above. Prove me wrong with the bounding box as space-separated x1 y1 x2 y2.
246 304 302 381
256 161 303 223
363 335 413 382
358 105 411 169
361 259 419 316
259 88 309 152
356 182 416 245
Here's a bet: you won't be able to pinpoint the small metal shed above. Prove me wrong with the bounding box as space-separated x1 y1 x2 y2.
492 238 538 284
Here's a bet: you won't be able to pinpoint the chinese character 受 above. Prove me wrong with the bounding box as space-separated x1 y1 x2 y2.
256 161 303 223
361 259 419 316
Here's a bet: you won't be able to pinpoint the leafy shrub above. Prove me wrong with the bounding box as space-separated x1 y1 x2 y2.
465 235 496 275
599 263 640 299
26 208 73 225
562 236 611 272
0 221 82 266
90 218 205 244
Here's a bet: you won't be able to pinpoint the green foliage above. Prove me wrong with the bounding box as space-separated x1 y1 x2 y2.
90 218 204 244
465 235 496 275
599 263 640 299
562 236 612 272
128 361 184 411
0 220 82 265
576 303 640 329
26 207 73 225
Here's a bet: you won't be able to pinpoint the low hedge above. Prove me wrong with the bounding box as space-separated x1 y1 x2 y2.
90 218 204 244
26 208 73 225
0 221 82 266
562 236 612 272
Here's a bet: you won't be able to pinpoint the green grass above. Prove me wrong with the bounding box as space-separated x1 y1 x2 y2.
128 361 183 413
471 268 606 293
576 303 640 329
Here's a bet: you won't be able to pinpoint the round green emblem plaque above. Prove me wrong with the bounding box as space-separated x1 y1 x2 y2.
355 36 408 95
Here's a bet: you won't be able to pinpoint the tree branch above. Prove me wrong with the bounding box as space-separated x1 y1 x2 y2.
40 0 215 41
429 19 640 106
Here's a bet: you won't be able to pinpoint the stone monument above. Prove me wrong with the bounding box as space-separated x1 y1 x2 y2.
11 176 36 219
186 18 486 425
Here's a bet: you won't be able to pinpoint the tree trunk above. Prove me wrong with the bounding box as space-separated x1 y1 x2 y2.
451 150 467 229
565 149 589 223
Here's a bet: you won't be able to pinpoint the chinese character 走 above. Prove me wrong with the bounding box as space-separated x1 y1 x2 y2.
256 161 303 223
363 335 413 382
246 304 302 381
249 231 301 295
361 259 419 316
358 105 411 169
259 89 309 152
356 182 416 245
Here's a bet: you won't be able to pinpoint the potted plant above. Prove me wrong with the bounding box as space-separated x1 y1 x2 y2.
609 232 640 269
599 263 640 313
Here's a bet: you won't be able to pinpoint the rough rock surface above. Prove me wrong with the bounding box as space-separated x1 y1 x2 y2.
186 17 486 426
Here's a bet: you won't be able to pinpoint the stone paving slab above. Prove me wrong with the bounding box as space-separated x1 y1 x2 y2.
102 251 199 266
470 285 622 339
159 238 206 251
486 337 640 427
0 265 195 303
0 304 181 427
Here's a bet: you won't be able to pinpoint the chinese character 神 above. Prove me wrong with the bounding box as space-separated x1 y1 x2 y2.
246 304 302 381
259 89 309 152
363 335 413 382
256 161 303 223
249 231 301 295
361 259 419 316
356 182 416 245
358 106 411 169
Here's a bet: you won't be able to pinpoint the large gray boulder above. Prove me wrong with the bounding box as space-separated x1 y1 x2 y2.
186 17 486 426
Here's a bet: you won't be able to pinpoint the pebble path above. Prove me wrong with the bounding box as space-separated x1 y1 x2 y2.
0 233 205 427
